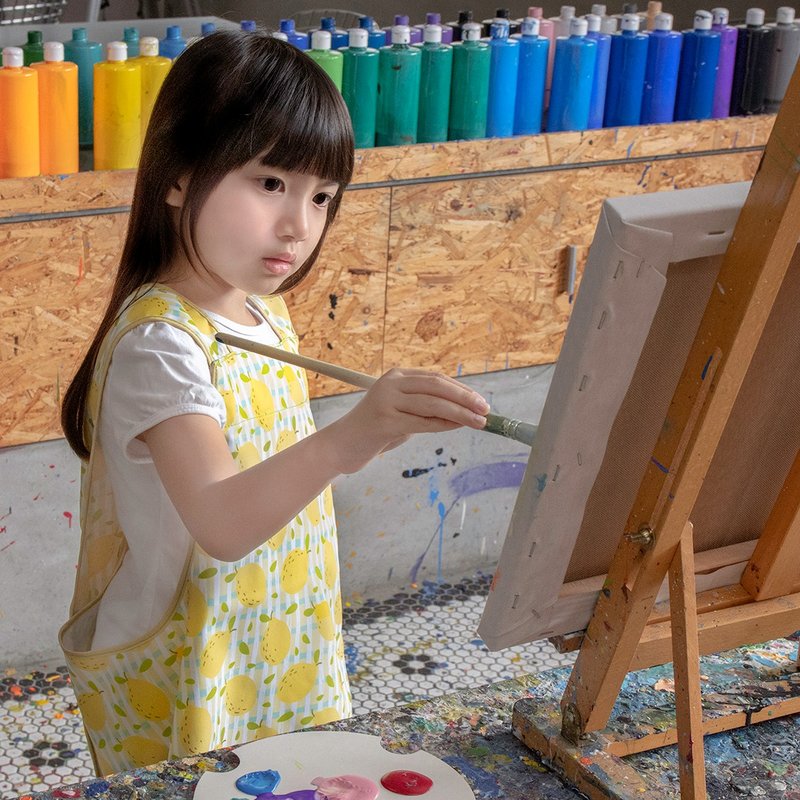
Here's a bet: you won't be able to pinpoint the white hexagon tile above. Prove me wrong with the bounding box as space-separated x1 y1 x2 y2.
0 572 575 797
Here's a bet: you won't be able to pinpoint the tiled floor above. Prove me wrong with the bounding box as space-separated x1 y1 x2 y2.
0 572 575 799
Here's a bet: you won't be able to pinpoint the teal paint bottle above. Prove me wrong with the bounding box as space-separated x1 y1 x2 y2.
448 21 490 140
418 23 453 143
123 27 140 58
376 25 422 146
63 27 102 147
308 30 343 91
22 31 44 66
342 28 379 148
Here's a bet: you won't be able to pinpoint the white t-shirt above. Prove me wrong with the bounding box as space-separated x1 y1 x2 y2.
91 301 281 650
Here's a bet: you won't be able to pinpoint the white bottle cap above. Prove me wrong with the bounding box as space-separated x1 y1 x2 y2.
311 29 332 49
521 16 541 35
776 6 795 23
2 46 23 67
711 7 729 25
654 12 673 29
462 21 482 40
746 7 765 25
491 18 510 38
423 23 443 42
140 36 159 56
620 12 641 29
693 10 713 28
391 24 411 44
348 27 368 47
560 5 576 18
601 15 619 31
271 31 289 40
585 12 602 31
44 41 64 61
569 16 588 34
591 4 607 15
107 40 127 61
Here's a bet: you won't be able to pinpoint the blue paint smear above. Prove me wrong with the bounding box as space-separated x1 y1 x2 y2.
650 457 670 474
436 500 446 583
701 353 714 380
236 770 280 795
535 473 547 492
344 644 362 676
442 755 504 798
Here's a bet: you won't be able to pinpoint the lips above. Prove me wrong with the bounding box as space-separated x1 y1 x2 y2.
262 254 295 276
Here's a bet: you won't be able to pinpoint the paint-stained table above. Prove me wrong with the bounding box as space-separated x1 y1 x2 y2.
17 640 800 800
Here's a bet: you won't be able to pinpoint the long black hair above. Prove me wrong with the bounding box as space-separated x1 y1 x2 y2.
62 31 354 459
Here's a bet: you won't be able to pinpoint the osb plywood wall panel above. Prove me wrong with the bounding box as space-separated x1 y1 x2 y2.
1 119 772 447
383 151 763 376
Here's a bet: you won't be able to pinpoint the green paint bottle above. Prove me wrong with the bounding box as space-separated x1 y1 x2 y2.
376 25 422 146
307 30 343 91
417 24 453 143
22 31 44 66
342 28 379 148
448 21 490 140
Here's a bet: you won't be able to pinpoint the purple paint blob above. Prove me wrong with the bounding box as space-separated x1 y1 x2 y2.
256 792 316 800
447 461 526 499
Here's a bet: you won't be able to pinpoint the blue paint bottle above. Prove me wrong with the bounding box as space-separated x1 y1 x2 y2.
482 8 520 36
240 20 257 32
359 16 388 48
159 26 186 59
279 19 309 50
318 17 349 50
486 19 520 137
548 16 598 131
604 12 648 126
63 27 102 146
201 22 216 36
585 13 612 128
513 17 549 134
674 10 721 121
640 12 682 123
730 8 774 115
418 24 453 142
711 8 738 118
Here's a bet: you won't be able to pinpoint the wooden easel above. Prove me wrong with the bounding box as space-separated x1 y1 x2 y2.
513 64 800 799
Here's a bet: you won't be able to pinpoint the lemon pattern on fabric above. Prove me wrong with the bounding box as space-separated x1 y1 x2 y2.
59 285 350 775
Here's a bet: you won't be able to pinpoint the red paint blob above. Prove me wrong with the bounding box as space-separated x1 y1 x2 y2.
63 511 73 527
380 770 433 795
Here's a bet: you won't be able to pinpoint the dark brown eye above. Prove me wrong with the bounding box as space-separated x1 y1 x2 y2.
262 177 283 192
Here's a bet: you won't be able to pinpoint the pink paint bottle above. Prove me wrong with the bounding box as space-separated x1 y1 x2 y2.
527 7 555 104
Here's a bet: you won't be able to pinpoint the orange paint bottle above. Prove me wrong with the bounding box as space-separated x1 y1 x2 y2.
33 42 79 175
0 46 40 178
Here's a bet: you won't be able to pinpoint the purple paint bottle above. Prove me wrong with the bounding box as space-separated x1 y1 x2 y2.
711 8 738 118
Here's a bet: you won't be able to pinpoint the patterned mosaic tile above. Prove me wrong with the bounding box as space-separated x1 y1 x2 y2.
0 573 574 798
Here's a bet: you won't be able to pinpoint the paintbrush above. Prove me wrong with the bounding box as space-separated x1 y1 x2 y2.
214 332 538 447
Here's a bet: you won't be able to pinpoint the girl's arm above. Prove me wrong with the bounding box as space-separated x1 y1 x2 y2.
140 368 489 562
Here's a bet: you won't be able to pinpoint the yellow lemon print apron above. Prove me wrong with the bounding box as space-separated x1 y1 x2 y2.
59 284 350 775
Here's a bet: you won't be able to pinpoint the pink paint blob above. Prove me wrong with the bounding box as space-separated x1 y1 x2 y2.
63 511 73 528
312 775 380 800
380 770 434 795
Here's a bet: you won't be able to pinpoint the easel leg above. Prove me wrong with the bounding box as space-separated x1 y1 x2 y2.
669 522 707 800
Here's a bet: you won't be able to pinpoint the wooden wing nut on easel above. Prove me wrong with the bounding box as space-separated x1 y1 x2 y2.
479 61 800 800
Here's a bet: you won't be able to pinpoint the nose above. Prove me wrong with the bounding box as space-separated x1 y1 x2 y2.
276 194 310 243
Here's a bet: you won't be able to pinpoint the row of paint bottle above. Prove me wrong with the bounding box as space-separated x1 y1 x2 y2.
0 37 171 178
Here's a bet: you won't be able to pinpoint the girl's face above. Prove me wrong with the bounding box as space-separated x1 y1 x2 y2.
170 158 340 300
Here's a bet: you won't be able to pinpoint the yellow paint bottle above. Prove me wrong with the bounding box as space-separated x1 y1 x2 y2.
33 42 79 175
132 36 171 140
93 41 141 170
0 46 40 178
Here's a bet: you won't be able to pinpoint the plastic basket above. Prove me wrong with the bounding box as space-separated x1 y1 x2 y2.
0 0 67 25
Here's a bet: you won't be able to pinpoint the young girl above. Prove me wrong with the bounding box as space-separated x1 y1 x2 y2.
59 31 489 775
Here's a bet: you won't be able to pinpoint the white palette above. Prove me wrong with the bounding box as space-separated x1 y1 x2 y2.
194 731 474 800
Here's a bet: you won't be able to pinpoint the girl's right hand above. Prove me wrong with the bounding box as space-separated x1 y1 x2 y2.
324 368 490 474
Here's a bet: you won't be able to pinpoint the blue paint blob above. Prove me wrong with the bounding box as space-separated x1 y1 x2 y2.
236 770 281 796
85 782 110 797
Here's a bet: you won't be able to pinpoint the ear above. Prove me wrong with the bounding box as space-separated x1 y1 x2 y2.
165 176 189 208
